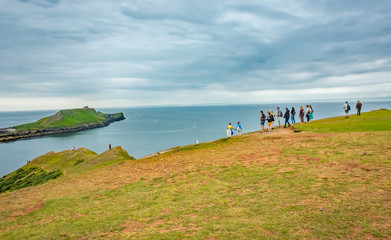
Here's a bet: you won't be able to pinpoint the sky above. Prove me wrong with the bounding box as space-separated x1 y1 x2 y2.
1 0 391 111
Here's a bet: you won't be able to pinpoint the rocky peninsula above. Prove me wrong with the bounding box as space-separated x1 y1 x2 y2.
0 107 125 142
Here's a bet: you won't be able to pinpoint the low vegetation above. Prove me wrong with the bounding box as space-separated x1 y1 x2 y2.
293 109 391 132
0 147 134 193
0 110 390 239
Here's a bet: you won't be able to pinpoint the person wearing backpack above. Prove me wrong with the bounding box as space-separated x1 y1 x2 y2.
283 108 291 128
343 101 350 119
291 107 296 124
276 107 283 127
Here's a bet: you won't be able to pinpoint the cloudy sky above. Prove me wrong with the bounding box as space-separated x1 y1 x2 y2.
1 0 390 111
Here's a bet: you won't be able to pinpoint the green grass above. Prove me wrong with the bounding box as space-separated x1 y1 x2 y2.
293 109 391 132
0 147 135 193
1 110 390 239
15 108 112 131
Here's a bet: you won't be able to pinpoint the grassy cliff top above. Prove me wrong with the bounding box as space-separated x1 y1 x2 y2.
293 109 391 132
0 109 390 239
14 107 122 131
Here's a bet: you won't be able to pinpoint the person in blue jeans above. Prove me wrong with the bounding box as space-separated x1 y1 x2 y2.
291 107 296 124
284 108 291 128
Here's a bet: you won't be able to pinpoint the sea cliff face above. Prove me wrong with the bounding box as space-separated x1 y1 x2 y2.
0 109 125 142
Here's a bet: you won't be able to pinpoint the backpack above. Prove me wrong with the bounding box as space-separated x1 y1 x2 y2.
347 105 351 111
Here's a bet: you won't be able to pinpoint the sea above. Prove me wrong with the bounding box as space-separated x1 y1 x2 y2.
1 101 390 177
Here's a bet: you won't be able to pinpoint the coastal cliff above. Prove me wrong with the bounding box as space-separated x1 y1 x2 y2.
0 107 125 142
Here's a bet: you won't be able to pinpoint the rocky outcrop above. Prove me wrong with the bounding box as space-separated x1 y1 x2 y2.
0 112 125 142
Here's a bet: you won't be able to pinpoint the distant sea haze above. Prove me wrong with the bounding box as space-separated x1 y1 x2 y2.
1 101 390 177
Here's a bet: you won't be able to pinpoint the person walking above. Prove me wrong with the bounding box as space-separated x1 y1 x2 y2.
236 121 242 136
343 101 350 119
284 108 291 128
356 100 362 116
305 105 311 122
226 123 235 137
291 107 296 124
309 105 314 121
260 111 266 134
299 106 304 123
276 107 283 127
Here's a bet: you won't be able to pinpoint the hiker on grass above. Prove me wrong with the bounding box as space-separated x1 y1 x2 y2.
284 108 291 128
356 100 362 116
271 110 275 129
236 121 242 136
276 107 283 127
226 123 235 138
309 105 314 121
266 112 274 132
305 105 311 122
299 106 304 123
343 101 350 119
291 107 296 124
260 111 266 134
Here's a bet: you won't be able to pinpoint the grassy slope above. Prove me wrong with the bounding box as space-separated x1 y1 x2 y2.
293 109 391 132
0 110 390 239
15 108 110 131
0 147 135 193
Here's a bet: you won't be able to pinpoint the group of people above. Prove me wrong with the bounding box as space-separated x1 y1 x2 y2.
343 100 362 119
259 105 314 133
226 121 242 137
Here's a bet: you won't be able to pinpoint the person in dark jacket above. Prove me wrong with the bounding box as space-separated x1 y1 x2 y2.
291 107 296 124
284 108 291 128
356 100 362 116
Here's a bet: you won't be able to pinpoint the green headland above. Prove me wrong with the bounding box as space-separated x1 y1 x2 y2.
0 110 390 239
0 107 125 142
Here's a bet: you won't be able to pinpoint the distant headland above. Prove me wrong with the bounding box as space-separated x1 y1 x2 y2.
0 107 125 142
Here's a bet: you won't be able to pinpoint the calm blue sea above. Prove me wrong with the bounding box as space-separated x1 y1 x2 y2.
1 101 390 177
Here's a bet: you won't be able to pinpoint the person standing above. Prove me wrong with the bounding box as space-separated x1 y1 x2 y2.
260 111 266 134
309 105 314 121
343 101 350 119
356 100 362 116
305 105 311 122
284 108 291 128
271 110 276 129
266 112 273 132
291 107 296 124
236 121 242 136
299 106 304 123
109 144 112 150
276 107 283 127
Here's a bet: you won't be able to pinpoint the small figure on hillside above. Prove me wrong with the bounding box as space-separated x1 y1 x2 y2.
72 146 75 151
356 100 362 116
236 121 242 136
305 105 311 122
291 107 296 124
276 107 283 127
299 106 305 123
109 144 112 150
266 112 274 132
260 111 266 134
309 105 314 121
284 108 291 128
343 101 350 119
271 110 275 129
226 123 235 138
